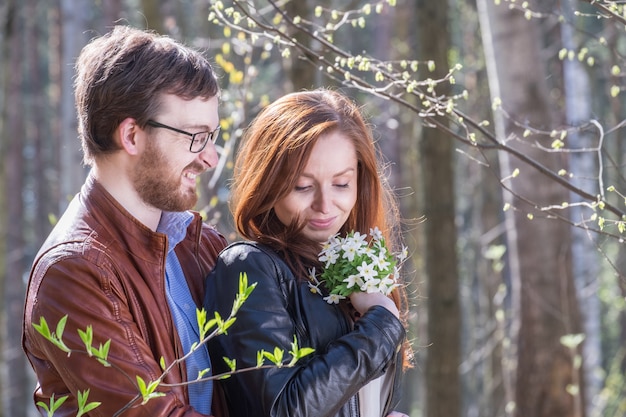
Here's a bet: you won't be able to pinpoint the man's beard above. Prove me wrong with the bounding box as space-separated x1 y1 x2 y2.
132 140 202 212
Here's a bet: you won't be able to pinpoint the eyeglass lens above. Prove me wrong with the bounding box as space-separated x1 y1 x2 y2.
190 127 220 153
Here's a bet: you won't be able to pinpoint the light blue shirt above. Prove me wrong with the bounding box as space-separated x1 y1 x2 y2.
158 211 212 414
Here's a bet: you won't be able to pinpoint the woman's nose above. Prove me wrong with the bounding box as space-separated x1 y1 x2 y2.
312 190 330 214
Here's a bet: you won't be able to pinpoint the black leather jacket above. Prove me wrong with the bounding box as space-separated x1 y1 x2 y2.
204 242 406 417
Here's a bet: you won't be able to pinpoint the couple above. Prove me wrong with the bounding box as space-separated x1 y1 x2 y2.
22 26 412 417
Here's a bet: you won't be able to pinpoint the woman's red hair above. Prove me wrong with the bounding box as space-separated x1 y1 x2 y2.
231 89 412 367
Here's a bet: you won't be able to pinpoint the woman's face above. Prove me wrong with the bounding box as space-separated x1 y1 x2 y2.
273 131 358 243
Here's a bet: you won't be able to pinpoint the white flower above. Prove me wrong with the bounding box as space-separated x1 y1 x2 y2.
370 227 383 240
370 247 390 270
341 234 366 262
323 293 346 304
343 274 364 289
309 283 322 294
352 231 368 246
341 242 360 262
361 277 382 293
314 228 408 301
320 249 340 267
398 245 409 262
357 261 378 282
319 235 340 259
307 268 323 294
378 275 397 295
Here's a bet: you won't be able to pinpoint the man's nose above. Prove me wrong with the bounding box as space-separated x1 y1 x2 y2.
198 141 219 169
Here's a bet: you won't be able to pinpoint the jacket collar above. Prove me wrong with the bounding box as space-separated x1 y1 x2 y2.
67 173 201 262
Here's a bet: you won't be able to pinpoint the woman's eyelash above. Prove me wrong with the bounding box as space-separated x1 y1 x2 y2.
294 182 350 191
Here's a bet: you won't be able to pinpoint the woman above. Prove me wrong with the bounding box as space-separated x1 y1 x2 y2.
204 89 412 417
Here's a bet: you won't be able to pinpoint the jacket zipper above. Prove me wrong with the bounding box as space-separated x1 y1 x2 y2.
349 394 360 417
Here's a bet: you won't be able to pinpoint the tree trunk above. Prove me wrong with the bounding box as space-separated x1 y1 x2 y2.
59 0 89 211
416 2 461 417
1 1 29 416
285 0 316 90
560 1 601 413
477 1 584 416
140 0 165 33
102 0 123 30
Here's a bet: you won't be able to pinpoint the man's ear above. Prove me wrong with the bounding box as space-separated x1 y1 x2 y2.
117 117 142 155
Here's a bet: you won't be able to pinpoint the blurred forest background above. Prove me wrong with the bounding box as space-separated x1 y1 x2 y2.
2 0 626 416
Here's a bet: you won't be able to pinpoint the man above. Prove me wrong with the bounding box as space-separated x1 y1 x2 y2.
22 26 227 416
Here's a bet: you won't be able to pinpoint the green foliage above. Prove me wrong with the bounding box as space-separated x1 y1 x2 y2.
136 376 165 405
33 316 71 355
288 335 315 367
36 394 68 417
78 325 111 367
76 390 101 417
36 390 100 417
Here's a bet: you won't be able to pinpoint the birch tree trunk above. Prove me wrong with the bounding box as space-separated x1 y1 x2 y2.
560 1 602 413
477 0 584 416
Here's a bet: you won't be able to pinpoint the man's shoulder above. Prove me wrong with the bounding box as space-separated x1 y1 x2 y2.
34 201 116 271
193 215 228 251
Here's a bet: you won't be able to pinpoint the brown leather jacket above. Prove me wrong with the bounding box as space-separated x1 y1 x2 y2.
22 174 228 417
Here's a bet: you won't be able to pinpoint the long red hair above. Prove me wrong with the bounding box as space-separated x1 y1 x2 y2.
231 89 412 367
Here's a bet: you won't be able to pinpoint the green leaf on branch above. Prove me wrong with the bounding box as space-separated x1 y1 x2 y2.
33 315 71 355
197 367 211 380
76 389 101 417
288 335 315 367
256 350 265 367
213 311 237 335
37 393 68 417
223 356 237 372
78 325 93 355
197 307 210 340
262 347 285 367
232 272 257 315
78 325 111 366
136 376 165 405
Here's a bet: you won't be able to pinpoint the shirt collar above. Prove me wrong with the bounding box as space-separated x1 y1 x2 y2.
157 211 194 253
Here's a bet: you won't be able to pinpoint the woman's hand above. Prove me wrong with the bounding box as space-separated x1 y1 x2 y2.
349 291 399 318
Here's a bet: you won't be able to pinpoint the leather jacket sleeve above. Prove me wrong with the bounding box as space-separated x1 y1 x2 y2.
205 243 406 417
24 256 209 417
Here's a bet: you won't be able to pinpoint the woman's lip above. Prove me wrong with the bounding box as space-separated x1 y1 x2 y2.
309 218 335 229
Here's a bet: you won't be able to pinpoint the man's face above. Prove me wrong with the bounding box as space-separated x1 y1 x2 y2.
132 94 220 212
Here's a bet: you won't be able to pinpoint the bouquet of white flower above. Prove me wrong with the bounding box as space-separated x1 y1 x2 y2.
308 227 408 304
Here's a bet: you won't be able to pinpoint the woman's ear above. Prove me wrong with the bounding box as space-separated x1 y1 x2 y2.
117 117 142 155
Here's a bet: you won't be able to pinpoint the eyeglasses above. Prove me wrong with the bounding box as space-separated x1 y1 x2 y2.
146 119 221 153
